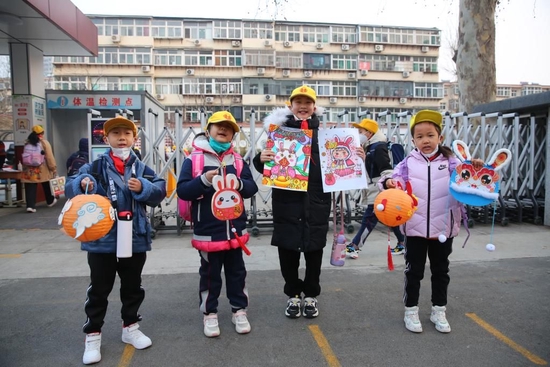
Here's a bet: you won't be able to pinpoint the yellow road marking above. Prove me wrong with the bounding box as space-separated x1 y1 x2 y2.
308 325 342 367
118 345 135 367
0 254 21 258
466 313 547 365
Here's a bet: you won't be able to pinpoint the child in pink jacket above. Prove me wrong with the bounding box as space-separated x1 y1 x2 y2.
381 110 483 334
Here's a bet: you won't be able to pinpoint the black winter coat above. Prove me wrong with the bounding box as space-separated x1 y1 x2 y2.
253 112 331 252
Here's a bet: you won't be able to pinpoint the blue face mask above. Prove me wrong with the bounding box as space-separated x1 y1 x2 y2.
209 138 232 154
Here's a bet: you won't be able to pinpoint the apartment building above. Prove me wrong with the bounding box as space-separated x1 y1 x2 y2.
440 81 550 114
52 16 444 125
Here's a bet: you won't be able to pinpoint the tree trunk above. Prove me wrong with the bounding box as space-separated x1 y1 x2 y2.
457 0 497 114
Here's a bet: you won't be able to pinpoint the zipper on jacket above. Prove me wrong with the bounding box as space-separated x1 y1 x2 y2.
426 159 431 237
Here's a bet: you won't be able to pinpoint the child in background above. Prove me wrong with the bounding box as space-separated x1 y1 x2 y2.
66 116 166 364
381 110 483 334
346 119 405 259
253 86 331 319
176 111 258 338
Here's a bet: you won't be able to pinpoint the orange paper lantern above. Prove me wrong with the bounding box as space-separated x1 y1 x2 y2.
58 194 116 242
374 186 418 227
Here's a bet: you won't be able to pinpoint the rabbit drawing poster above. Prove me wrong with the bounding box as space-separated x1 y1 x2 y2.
318 128 367 193
262 124 313 192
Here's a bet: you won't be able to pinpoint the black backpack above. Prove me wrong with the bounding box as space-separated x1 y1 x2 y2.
68 153 88 176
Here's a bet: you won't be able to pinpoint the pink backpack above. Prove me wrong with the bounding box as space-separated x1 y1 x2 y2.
178 151 244 222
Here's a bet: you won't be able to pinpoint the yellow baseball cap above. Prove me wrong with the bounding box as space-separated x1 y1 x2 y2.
411 110 443 131
103 117 138 136
32 125 44 134
206 111 240 132
290 86 316 102
352 119 379 134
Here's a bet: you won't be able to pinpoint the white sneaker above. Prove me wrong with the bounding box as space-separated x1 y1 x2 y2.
404 306 423 333
203 313 220 338
430 305 451 333
47 198 58 207
83 332 101 365
26 208 36 213
232 310 251 334
121 323 152 349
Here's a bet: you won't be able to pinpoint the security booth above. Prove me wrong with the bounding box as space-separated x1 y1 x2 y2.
45 90 165 177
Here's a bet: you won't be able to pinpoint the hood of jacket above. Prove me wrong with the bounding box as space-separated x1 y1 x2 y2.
263 106 326 130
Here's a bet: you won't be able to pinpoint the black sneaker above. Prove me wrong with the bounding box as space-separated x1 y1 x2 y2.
302 297 319 318
285 296 301 318
391 243 405 255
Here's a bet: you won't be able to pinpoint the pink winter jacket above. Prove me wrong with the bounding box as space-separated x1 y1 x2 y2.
379 149 463 239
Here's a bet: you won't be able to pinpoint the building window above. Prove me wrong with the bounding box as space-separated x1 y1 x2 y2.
303 54 330 70
152 20 182 38
120 77 152 92
244 78 279 95
308 81 331 96
412 56 438 73
215 78 242 94
274 24 300 42
243 22 273 39
360 54 410 72
92 77 119 90
331 26 356 43
53 76 87 90
332 54 357 70
184 22 211 39
154 50 183 66
213 20 242 39
184 50 214 66
155 78 183 95
214 50 242 67
53 56 87 63
358 80 413 97
332 81 357 96
302 26 330 43
103 18 119 36
414 82 443 98
244 50 275 67
496 87 510 97
522 86 542 96
453 84 460 96
359 26 439 46
244 106 280 122
275 52 302 69
439 103 446 110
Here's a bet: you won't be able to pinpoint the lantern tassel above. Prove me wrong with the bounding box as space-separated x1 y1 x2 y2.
387 229 394 271
232 226 251 256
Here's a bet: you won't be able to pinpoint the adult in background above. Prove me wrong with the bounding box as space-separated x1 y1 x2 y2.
20 125 58 213
66 138 89 176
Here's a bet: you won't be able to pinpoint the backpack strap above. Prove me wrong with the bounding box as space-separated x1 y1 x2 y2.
190 150 204 178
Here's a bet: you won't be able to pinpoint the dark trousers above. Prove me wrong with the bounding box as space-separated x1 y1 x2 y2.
278 247 323 298
351 204 404 247
83 252 147 334
403 236 453 307
24 181 55 209
199 248 248 314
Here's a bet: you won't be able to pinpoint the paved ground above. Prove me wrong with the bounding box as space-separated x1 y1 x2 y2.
0 198 549 367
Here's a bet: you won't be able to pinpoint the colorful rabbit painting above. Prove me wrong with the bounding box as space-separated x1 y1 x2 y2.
449 140 512 206
211 174 244 221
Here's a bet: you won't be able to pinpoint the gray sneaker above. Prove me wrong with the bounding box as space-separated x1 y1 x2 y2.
285 296 301 318
302 297 319 318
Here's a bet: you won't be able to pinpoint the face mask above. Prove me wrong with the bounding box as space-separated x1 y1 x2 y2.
359 134 368 145
209 139 231 154
420 144 439 158
111 146 131 160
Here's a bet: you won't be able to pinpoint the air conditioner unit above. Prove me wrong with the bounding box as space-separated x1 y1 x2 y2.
341 44 350 51
193 39 201 46
304 70 313 78
186 69 195 76
421 46 429 53
265 94 273 101
264 40 272 47
402 71 410 78
156 94 165 100
283 41 292 48
282 69 291 77
360 69 368 76
232 97 241 103
205 96 214 103
231 40 241 47
374 44 384 52
329 97 338 104
358 96 367 103
399 98 407 104
141 65 151 73
316 43 324 50
347 72 356 79
111 35 121 43
257 67 265 75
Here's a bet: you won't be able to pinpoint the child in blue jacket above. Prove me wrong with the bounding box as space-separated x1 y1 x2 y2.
66 116 166 365
177 111 258 338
